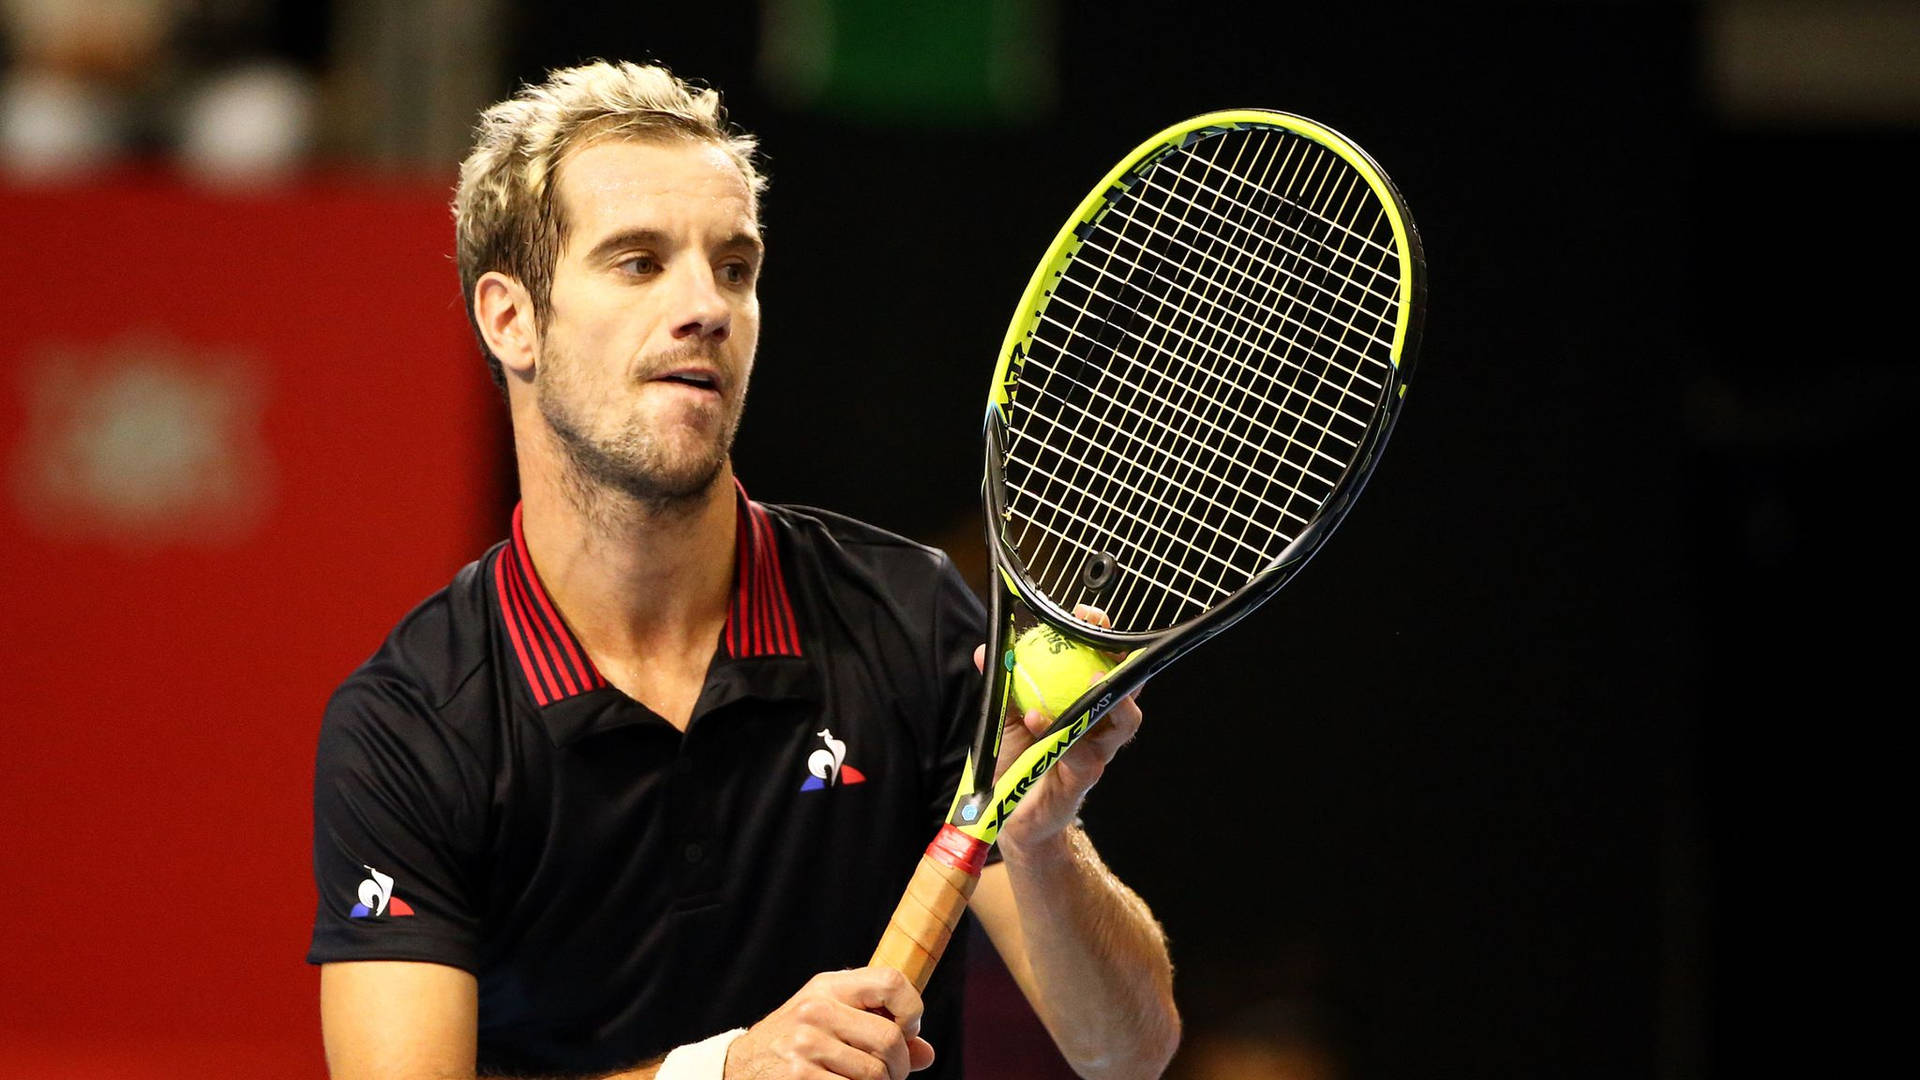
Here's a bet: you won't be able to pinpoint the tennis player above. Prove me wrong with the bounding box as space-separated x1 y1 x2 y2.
309 61 1178 1080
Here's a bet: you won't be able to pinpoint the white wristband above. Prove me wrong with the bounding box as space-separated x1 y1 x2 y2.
656 1027 747 1080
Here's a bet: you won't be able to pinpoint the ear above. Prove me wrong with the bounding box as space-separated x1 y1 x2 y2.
474 271 539 380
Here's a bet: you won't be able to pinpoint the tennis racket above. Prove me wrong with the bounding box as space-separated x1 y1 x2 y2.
870 109 1426 991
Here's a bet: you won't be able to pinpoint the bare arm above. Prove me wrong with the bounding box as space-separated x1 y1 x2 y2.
972 830 1179 1080
964 636 1181 1080
323 961 482 1080
320 961 931 1080
320 962 663 1079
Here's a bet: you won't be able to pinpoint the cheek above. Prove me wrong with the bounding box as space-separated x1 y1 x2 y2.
546 310 640 384
550 276 644 348
732 299 761 345
538 330 617 405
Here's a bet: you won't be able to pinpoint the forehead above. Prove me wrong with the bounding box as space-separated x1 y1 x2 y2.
555 137 758 241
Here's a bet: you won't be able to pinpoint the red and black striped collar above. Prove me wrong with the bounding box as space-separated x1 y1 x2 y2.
493 480 803 708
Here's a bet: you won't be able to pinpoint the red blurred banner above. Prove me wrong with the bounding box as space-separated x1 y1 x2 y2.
0 175 498 1077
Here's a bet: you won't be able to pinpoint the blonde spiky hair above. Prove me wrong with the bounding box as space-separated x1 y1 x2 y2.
453 60 766 387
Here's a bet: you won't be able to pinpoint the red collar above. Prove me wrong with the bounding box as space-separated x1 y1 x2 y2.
493 479 802 707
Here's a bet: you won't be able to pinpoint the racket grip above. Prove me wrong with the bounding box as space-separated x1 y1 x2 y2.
870 825 990 992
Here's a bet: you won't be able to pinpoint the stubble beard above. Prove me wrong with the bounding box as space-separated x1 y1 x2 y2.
536 341 744 518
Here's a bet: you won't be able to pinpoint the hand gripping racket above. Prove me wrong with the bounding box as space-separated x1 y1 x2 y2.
870 110 1427 991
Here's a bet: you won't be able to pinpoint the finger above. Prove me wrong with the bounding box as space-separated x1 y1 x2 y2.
908 1035 936 1072
991 716 1036 784
800 998 914 1079
832 967 925 1031
1094 679 1143 740
1071 603 1111 629
1053 750 1106 794
836 1013 913 1080
800 1031 901 1080
1073 715 1134 766
860 1008 922 1079
1053 690 1139 770
971 644 985 674
1022 706 1049 738
1069 604 1137 673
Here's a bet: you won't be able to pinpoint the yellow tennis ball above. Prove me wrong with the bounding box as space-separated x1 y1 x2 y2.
1010 625 1115 719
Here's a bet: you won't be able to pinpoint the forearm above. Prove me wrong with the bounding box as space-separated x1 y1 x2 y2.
406 1056 660 1080
478 1060 660 1068
480 1026 736 1080
476 1060 656 1068
996 827 1180 1080
329 1050 663 1080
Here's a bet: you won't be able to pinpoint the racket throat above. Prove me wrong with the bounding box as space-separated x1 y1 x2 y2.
951 790 994 830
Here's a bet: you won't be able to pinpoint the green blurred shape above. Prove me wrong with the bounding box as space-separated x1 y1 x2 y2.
760 0 1057 124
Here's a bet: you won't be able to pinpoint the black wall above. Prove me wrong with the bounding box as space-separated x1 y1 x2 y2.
486 3 1908 1075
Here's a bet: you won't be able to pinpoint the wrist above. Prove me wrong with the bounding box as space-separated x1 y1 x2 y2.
658 1027 745 1080
996 822 1082 870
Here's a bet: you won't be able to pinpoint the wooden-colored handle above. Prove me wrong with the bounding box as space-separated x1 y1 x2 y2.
870 848 982 993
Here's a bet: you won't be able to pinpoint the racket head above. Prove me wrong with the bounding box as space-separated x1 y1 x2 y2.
950 109 1425 843
985 109 1425 653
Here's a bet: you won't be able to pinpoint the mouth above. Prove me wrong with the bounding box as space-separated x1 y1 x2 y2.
648 367 724 395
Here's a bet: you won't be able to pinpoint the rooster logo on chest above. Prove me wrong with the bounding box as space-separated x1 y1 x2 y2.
800 728 867 790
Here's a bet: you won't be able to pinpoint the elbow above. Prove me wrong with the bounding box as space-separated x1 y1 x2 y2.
1137 992 1183 1080
1078 995 1181 1080
1141 995 1182 1079
1125 968 1181 1080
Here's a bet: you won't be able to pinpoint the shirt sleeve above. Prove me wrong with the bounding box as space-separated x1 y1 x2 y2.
307 673 488 972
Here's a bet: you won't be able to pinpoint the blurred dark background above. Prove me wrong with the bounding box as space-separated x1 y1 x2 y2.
4 1 1911 1077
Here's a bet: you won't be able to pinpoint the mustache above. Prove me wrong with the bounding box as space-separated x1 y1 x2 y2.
640 340 722 372
637 341 729 386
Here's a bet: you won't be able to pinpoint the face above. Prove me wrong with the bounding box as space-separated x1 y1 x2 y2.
534 136 763 506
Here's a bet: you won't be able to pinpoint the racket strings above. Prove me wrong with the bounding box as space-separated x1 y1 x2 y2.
1026 135 1303 545
1015 132 1277 620
1073 129 1341 624
1032 131 1271 616
1146 155 1401 277
1013 359 1344 510
1091 175 1401 354
1034 290 1379 432
1003 125 1402 634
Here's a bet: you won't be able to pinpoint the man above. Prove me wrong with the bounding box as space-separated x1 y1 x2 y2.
310 60 1179 1080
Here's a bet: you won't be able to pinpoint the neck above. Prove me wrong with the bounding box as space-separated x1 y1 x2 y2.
514 423 738 671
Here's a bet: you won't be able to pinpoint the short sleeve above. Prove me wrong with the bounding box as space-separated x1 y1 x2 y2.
926 553 989 833
307 675 488 972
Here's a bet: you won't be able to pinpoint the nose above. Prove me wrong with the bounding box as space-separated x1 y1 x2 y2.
669 262 731 343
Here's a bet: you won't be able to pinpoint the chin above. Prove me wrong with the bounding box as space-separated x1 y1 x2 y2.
622 428 736 500
546 409 730 507
644 456 729 500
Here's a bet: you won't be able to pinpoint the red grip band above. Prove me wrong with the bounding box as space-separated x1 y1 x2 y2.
924 824 990 877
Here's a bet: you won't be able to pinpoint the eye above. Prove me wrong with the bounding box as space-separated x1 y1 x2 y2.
618 254 659 276
719 261 758 287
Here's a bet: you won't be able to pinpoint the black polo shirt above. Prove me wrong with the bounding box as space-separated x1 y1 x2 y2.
308 483 987 1077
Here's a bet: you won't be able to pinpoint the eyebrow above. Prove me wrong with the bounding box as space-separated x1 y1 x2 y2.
583 228 764 265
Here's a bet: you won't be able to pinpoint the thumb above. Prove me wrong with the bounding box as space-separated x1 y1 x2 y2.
972 644 986 673
908 1035 937 1071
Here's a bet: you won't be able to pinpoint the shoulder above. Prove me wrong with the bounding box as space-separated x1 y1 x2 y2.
758 503 985 710
321 547 504 766
760 502 971 614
